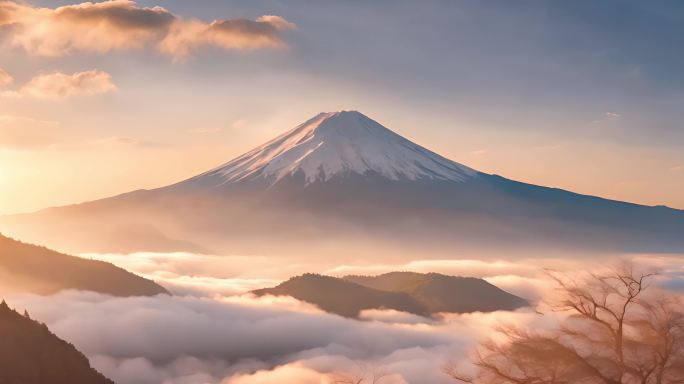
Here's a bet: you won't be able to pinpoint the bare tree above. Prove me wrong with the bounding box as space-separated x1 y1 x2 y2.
446 263 684 384
330 363 391 384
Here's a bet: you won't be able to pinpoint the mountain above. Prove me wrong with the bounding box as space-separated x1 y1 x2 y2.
253 273 429 318
344 272 529 313
0 300 114 384
0 234 168 297
252 272 528 318
186 111 477 187
1 111 683 256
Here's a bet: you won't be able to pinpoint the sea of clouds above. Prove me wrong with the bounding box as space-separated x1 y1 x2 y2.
7 252 684 383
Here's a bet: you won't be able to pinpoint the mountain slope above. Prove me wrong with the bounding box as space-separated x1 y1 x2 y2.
344 272 529 313
0 234 168 296
252 273 429 318
184 111 477 187
252 272 528 318
1 110 683 256
0 300 113 384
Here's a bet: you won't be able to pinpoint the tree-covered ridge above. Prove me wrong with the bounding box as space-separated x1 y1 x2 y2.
0 233 168 296
0 300 114 384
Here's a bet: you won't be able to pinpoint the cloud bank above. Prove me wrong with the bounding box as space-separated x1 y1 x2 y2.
0 0 296 59
7 291 540 384
5 253 682 383
83 251 684 303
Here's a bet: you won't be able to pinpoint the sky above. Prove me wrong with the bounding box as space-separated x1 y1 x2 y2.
1 0 683 214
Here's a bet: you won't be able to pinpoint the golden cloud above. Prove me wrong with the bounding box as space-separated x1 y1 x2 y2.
0 1 296 59
19 70 117 100
158 15 296 59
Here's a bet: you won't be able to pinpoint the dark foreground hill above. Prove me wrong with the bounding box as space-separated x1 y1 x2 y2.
345 272 529 313
0 300 113 384
0 234 168 296
253 272 527 318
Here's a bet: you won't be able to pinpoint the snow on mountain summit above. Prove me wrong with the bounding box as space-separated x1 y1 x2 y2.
195 111 479 186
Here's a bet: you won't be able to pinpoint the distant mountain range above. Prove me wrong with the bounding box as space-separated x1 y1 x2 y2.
0 300 113 384
253 272 528 318
0 234 168 297
2 111 683 256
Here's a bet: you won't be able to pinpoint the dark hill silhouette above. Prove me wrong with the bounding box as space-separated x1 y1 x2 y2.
0 300 114 384
252 273 429 318
253 272 527 318
344 272 528 313
0 234 168 296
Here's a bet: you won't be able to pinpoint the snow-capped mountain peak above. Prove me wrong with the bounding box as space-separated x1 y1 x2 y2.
195 111 478 186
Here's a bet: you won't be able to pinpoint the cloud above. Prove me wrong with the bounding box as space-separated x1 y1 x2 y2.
159 16 295 59
0 0 174 55
670 165 684 172
17 70 117 99
255 15 297 31
224 364 328 384
8 291 527 384
79 252 596 301
0 114 62 149
83 251 684 305
79 251 303 297
0 1 295 59
0 67 13 88
590 111 622 128
6 254 682 384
